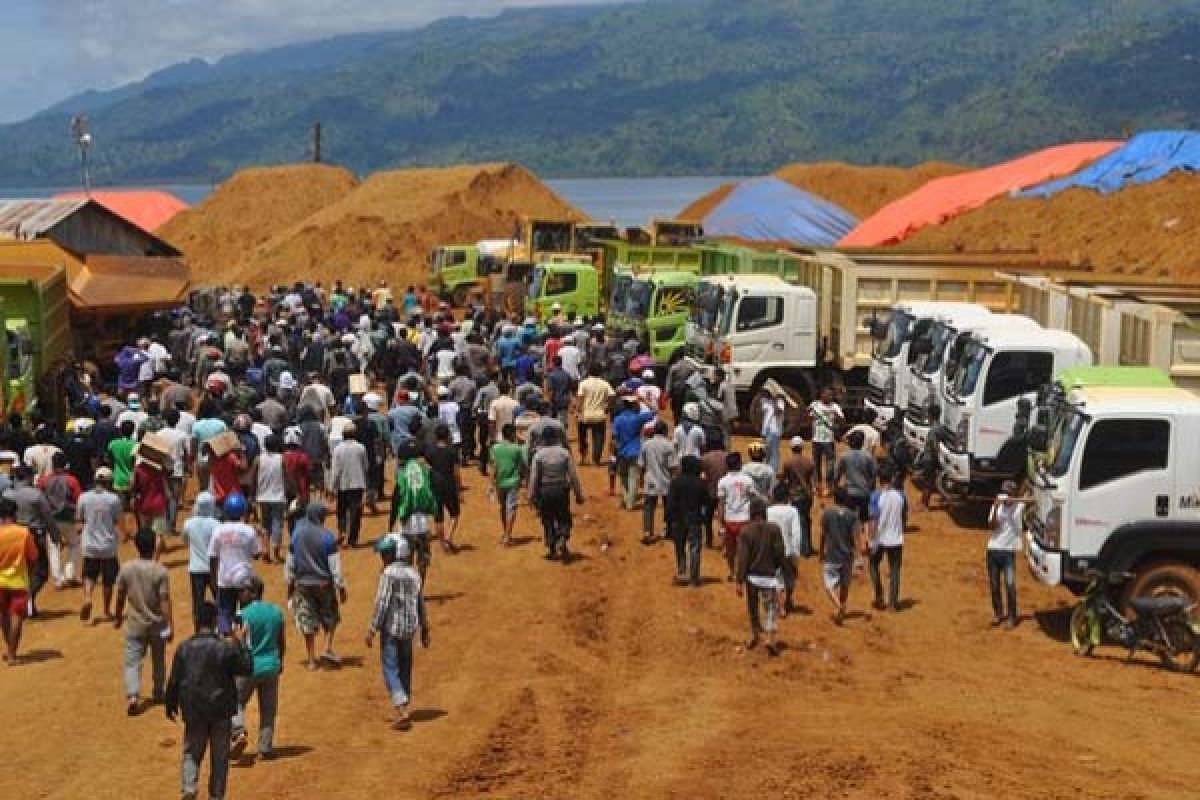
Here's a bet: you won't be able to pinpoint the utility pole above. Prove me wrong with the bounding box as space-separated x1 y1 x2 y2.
71 115 92 195
313 121 322 163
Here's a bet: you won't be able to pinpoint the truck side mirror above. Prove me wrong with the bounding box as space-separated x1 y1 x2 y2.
869 318 889 340
910 338 932 356
1028 425 1048 451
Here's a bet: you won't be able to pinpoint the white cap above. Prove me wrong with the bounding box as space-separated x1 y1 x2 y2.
341 333 356 345
641 369 655 379
683 402 699 421
551 302 562 311
790 435 806 449
592 323 605 332
284 426 302 446
362 392 382 410
278 371 297 390
437 385 450 397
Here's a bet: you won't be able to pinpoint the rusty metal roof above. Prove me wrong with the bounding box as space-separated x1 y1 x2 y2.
70 255 191 312
0 199 91 240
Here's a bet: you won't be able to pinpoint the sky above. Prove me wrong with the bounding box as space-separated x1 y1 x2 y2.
0 0 626 123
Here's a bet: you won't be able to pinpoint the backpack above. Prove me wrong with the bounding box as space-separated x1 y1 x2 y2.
393 459 439 519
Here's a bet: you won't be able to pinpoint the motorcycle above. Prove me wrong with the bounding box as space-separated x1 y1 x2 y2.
1070 570 1200 672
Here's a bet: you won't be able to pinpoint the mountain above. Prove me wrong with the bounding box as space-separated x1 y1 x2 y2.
2 0 1200 186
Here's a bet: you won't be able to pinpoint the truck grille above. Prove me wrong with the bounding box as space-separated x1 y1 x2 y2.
906 402 929 427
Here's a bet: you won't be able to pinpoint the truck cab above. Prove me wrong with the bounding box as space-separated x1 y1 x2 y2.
429 240 514 306
624 270 698 364
865 302 992 428
938 328 1091 497
526 261 599 321
686 275 740 365
904 313 1040 451
1027 386 1200 605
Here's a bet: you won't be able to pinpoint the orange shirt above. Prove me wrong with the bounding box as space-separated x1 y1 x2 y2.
0 524 38 591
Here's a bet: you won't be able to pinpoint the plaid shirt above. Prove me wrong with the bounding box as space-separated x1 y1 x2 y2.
369 563 425 639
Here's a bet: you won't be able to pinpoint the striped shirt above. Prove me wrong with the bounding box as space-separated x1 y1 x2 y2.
369 562 425 639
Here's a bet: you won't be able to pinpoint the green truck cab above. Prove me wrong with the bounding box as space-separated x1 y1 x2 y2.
429 245 493 307
623 270 699 363
526 261 600 321
0 264 71 420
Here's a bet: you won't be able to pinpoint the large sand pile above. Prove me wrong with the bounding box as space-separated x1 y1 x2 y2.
900 172 1200 280
167 162 583 289
680 161 967 221
159 164 358 275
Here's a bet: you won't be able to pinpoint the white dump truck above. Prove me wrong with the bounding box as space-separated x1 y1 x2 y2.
1026 384 1200 606
937 327 1092 498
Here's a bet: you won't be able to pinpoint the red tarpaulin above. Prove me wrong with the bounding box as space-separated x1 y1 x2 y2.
839 142 1121 247
53 189 188 232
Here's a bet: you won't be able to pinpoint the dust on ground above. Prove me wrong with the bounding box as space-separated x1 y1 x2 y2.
3 438 1198 799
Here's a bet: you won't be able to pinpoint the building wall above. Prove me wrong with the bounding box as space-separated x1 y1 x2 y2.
47 205 174 257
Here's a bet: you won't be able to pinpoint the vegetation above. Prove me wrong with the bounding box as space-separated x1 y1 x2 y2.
1 0 1198 185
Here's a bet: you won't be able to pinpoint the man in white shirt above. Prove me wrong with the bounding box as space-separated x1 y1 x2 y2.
767 484 803 615
558 338 582 382
717 452 757 583
806 387 844 497
636 369 661 414
846 407 882 457
207 493 261 634
158 409 192 532
868 468 907 612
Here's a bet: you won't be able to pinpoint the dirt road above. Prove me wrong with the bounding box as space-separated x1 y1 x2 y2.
3 454 1198 799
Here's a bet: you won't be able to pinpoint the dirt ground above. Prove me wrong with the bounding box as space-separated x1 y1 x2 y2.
3 439 1199 799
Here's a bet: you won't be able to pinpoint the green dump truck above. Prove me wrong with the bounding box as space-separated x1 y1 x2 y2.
0 264 72 421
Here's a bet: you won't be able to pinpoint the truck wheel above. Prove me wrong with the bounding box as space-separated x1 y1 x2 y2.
1121 563 1200 612
936 471 968 504
1069 603 1095 657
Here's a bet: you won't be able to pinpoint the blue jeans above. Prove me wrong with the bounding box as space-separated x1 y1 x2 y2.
764 430 781 474
259 502 286 548
380 633 414 708
987 549 1018 623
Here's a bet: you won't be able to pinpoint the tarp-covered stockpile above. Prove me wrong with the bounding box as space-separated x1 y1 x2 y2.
54 190 188 232
840 141 1121 247
1020 131 1200 197
702 177 857 246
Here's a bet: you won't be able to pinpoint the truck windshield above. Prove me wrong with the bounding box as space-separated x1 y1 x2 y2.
528 267 545 300
718 290 738 337
694 282 723 330
1048 409 1087 477
610 273 633 314
917 322 955 375
952 341 989 397
628 281 652 319
879 310 913 360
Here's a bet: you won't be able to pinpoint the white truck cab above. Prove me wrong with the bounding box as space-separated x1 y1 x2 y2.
938 327 1092 496
865 302 992 428
1026 386 1200 604
686 274 743 364
904 313 1041 452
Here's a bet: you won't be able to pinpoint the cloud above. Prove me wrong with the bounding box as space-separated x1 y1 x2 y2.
0 0 630 122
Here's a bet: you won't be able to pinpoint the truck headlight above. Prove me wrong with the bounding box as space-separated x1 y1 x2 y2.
1044 506 1062 549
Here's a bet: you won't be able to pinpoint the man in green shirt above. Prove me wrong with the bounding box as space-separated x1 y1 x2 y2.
107 420 137 536
489 423 526 547
231 576 285 760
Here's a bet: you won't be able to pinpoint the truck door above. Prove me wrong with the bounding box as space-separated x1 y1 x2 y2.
729 292 786 368
1071 416 1172 558
978 350 1053 459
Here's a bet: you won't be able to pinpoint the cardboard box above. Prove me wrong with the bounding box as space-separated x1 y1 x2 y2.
349 373 370 396
207 430 243 457
135 432 175 471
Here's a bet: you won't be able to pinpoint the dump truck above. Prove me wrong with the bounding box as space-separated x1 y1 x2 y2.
651 219 704 246
428 239 517 307
685 249 1076 434
0 264 72 421
1026 384 1200 607
619 270 700 363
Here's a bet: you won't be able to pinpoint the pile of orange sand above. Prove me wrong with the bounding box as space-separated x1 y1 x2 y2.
899 172 1200 280
680 161 967 221
161 162 583 289
159 164 358 277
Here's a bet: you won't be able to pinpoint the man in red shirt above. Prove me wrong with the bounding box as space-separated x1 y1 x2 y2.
0 497 39 663
206 443 246 509
282 428 312 541
131 460 172 559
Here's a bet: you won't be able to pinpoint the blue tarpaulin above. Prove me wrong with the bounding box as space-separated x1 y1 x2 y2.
1021 131 1200 197
702 177 857 245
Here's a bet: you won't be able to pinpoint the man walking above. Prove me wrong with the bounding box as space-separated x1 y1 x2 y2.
330 424 369 547
716 452 757 583
834 430 876 524
806 387 843 497
114 528 173 714
207 493 260 635
231 576 285 760
79 467 123 622
165 602 252 800
528 427 585 563
0 497 37 663
736 498 787 656
365 536 430 732
488 423 525 546
665 455 710 587
575 364 614 466
868 468 907 612
638 420 677 545
286 501 348 669
821 488 862 626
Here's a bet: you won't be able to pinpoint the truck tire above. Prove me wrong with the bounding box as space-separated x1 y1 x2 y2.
1121 562 1200 612
936 471 969 504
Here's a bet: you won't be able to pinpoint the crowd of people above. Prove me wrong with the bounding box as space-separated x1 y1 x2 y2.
0 279 1029 799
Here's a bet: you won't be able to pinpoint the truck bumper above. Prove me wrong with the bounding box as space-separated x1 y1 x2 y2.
938 442 970 485
864 397 896 426
903 417 929 453
1026 533 1063 586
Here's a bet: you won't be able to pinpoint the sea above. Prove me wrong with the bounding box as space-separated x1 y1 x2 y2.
0 176 741 229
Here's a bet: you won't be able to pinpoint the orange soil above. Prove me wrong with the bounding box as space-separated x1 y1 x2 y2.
900 172 1200 281
3 438 1198 799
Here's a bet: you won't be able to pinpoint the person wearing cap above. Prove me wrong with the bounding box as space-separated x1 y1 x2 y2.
434 385 463 453
78 466 123 622
286 501 347 670
230 574 285 760
0 496 38 663
366 533 431 731
330 423 369 548
743 441 776 500
114 527 173 715
736 497 787 656
635 369 661 415
673 402 706 461
611 394 655 511
528 426 585 563
780 436 816 558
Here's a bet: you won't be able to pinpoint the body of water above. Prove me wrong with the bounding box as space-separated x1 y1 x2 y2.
0 176 741 228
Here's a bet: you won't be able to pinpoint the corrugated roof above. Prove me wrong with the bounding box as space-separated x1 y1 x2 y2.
53 190 188 232
0 199 90 240
70 254 191 312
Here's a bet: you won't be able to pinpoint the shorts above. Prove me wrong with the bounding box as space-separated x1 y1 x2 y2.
723 520 746 553
83 556 119 586
847 494 870 524
497 487 519 520
822 562 853 591
0 587 29 617
433 479 460 521
405 533 432 568
292 583 340 635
